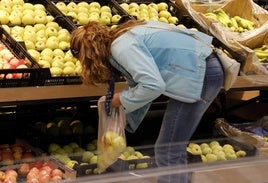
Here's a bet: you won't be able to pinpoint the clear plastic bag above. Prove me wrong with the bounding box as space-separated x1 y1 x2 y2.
97 96 127 173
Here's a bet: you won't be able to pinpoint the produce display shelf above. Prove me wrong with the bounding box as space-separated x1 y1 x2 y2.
0 25 49 88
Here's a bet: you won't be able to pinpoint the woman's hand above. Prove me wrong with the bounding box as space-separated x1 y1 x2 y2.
111 93 122 107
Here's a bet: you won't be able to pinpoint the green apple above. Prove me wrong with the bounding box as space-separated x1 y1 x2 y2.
129 2 139 9
82 151 95 163
0 4 12 13
58 41 70 50
66 160 78 168
100 5 111 13
99 15 111 25
157 2 168 11
1 25 10 34
46 15 54 22
55 2 67 14
41 48 53 57
23 31 36 43
119 3 129 12
148 3 158 11
88 6 100 14
23 9 35 17
11 4 23 11
0 10 10 24
9 13 22 25
62 145 73 154
35 40 46 51
52 58 64 68
77 6 88 14
22 13 35 25
125 146 135 155
34 14 47 24
158 17 169 24
89 155 98 164
225 152 237 160
66 11 77 22
222 144 234 151
64 61 75 68
209 140 220 148
69 142 79 149
36 34 47 42
134 151 143 158
77 2 90 9
177 24 186 29
103 131 118 145
46 36 59 50
27 49 40 61
66 2 77 13
168 16 179 24
12 0 24 6
46 21 60 31
63 66 75 75
77 13 89 25
205 153 217 162
89 2 101 9
88 14 99 22
159 10 171 19
100 11 112 19
23 2 35 11
188 143 202 155
45 26 58 37
10 9 23 19
57 29 70 42
34 4 46 11
38 60 50 68
136 162 148 169
24 40 35 50
48 143 61 153
39 55 53 64
111 136 126 152
53 48 65 57
236 150 246 158
216 151 227 161
201 147 212 155
34 23 46 32
86 143 96 151
111 14 121 24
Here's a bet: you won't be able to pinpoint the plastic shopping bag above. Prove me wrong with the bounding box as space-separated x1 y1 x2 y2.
97 96 127 173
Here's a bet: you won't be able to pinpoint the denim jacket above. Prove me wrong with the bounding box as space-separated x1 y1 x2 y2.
110 21 213 133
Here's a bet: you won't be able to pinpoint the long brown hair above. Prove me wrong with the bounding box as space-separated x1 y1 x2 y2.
70 20 145 85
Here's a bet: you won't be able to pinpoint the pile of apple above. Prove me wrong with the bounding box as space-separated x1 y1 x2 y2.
187 140 247 162
119 2 179 25
0 142 35 166
0 0 82 77
0 42 29 79
0 0 54 26
54 1 120 25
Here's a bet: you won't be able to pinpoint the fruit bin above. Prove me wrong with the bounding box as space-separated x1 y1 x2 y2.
0 25 48 87
111 0 181 26
174 0 268 74
25 0 83 86
50 0 131 27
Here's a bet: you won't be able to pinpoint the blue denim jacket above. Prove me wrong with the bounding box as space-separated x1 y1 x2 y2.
110 21 213 133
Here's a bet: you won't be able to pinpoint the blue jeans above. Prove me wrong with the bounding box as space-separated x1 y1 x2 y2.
155 52 224 183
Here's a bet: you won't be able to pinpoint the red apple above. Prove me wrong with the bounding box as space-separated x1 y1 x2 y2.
5 169 17 178
27 177 39 183
18 163 30 176
30 161 43 169
51 168 63 178
50 175 62 182
38 174 50 183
